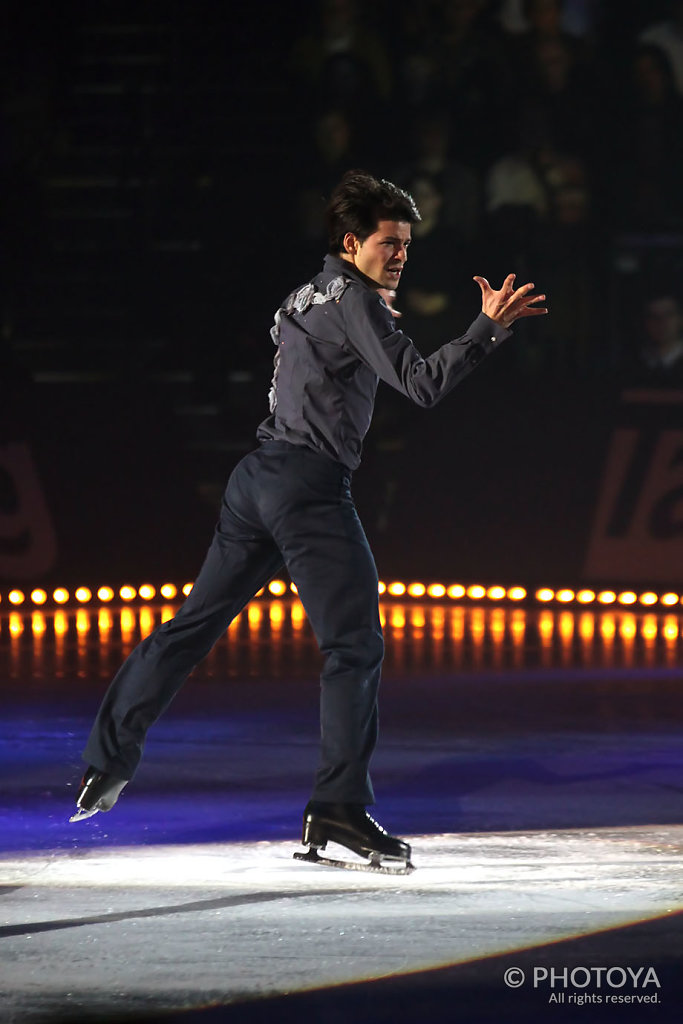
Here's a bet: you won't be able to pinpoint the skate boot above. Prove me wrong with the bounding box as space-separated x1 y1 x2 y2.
69 767 128 822
294 801 414 874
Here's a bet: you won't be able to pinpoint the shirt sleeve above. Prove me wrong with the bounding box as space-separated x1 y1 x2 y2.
342 286 512 407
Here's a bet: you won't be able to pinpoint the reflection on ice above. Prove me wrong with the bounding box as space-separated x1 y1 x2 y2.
5 601 683 680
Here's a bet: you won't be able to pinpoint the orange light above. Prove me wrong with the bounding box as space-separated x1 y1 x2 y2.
140 607 155 637
407 583 426 598
447 584 466 599
617 591 637 605
76 610 90 634
119 586 136 602
291 601 305 626
9 613 23 636
53 588 69 604
619 614 637 639
121 608 135 634
390 608 406 629
138 584 156 601
642 615 658 641
268 580 287 596
427 583 446 598
269 601 285 625
411 608 426 629
601 614 616 639
663 616 679 640
638 592 658 606
388 582 406 596
255 587 265 597
577 589 595 604
75 587 92 603
661 592 679 606
490 608 506 640
556 589 575 603
97 586 114 602
182 583 193 596
466 585 485 600
597 590 616 604
535 588 554 603
510 608 526 640
98 609 113 632
378 581 386 595
559 611 574 640
486 586 506 601
507 586 526 601
160 583 177 599
9 590 25 605
30 589 47 605
32 611 47 635
290 582 298 594
54 611 68 635
248 604 261 627
539 611 554 639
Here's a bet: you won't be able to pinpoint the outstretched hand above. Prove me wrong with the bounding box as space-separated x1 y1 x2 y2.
473 274 548 329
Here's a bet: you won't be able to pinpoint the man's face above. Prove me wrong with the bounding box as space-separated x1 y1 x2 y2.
342 219 412 289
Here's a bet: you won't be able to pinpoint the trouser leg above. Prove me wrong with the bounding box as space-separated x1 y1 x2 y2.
83 458 283 779
262 452 383 805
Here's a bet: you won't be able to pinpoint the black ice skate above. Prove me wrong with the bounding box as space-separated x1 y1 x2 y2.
294 801 414 875
69 767 128 822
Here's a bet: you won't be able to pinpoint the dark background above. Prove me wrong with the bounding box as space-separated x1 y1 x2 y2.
3 0 683 589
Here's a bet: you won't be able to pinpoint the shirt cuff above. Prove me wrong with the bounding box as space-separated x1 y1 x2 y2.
470 311 513 352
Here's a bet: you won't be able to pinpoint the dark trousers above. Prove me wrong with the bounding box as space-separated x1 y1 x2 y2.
83 441 383 805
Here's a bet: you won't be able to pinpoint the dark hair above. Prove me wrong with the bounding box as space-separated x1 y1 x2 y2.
326 170 421 254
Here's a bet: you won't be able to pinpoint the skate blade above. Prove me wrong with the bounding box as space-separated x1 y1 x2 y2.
69 806 100 823
294 847 415 876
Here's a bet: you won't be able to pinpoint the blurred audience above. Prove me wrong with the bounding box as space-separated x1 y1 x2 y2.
499 0 601 38
393 110 481 242
399 175 471 351
7 0 683 395
289 0 392 117
291 108 361 266
639 0 683 93
613 44 683 229
626 292 683 385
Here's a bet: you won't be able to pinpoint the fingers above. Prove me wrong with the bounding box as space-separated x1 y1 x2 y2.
475 273 520 296
507 287 546 311
518 303 548 315
510 281 537 301
515 297 549 318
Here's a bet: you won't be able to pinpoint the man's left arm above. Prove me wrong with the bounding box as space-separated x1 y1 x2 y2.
343 274 547 407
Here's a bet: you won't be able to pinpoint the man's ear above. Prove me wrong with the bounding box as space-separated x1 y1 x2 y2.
342 231 360 256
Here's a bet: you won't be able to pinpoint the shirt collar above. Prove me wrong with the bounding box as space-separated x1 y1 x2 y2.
323 253 380 291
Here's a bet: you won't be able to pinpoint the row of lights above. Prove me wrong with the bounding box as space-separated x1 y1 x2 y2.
1 583 189 607
1 581 683 609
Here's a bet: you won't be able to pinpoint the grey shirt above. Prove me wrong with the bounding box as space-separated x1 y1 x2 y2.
257 254 511 470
